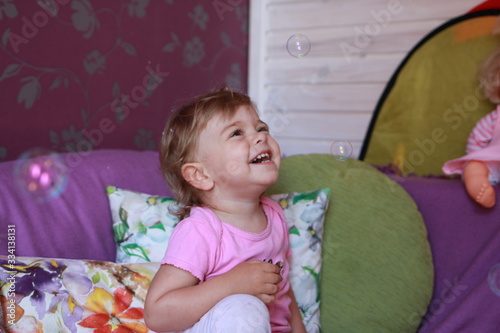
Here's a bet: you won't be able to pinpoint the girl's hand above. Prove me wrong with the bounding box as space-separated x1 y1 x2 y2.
224 260 283 303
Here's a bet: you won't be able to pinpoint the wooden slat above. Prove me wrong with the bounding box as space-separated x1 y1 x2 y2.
268 0 317 4
261 111 371 141
265 53 403 84
266 19 449 58
268 0 479 30
264 83 385 112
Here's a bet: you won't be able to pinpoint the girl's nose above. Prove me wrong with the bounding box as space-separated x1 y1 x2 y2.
254 131 266 144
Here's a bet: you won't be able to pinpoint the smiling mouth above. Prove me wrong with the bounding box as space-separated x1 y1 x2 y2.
250 152 271 164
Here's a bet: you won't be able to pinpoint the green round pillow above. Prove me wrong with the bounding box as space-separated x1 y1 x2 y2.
266 154 433 332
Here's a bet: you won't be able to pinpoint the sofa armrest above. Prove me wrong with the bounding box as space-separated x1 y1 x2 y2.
0 149 172 261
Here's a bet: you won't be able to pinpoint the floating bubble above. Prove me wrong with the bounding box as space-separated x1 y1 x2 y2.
330 140 353 161
488 263 500 296
14 148 68 202
286 34 311 58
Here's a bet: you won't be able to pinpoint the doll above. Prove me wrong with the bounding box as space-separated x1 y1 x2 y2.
442 47 500 208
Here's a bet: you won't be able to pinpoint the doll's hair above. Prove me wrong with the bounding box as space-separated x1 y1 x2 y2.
159 87 255 220
479 47 500 103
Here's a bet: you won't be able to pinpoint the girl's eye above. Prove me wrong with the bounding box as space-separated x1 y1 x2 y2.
258 126 269 132
230 129 242 137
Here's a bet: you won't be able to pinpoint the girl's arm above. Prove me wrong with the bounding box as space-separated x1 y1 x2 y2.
288 288 307 333
144 260 282 332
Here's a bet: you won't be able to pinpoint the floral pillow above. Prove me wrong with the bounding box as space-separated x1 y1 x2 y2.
0 256 160 333
267 189 330 332
106 186 331 332
106 186 179 264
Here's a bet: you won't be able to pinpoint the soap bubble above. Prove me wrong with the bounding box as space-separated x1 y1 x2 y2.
14 148 68 202
330 140 353 161
286 34 311 58
489 263 500 296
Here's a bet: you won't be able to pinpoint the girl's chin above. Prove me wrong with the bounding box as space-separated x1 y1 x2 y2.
262 173 280 186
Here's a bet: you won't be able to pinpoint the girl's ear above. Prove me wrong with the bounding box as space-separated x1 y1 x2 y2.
181 163 214 191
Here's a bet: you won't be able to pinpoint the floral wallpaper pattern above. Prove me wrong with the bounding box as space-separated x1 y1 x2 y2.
0 0 249 162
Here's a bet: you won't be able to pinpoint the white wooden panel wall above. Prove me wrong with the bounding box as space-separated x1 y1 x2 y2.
248 0 482 158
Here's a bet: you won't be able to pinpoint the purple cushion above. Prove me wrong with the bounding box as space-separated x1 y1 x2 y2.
0 149 172 261
389 175 500 332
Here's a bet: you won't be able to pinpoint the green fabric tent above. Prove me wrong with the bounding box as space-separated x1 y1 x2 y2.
360 10 500 176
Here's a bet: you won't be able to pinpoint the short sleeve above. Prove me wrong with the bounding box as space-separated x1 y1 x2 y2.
161 214 220 281
466 109 497 153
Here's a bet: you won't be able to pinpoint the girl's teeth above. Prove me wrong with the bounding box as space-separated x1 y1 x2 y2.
253 153 270 163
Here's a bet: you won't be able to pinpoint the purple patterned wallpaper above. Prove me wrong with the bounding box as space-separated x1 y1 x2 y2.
0 0 249 162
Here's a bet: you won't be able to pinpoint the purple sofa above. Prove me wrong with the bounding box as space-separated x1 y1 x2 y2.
387 174 500 332
0 149 499 332
0 149 173 262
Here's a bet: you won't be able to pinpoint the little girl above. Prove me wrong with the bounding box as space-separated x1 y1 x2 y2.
144 88 306 332
443 47 500 208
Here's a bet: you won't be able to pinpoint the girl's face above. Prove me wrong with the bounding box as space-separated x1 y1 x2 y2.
195 105 281 196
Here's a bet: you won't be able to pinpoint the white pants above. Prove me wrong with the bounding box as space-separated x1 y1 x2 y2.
182 294 271 333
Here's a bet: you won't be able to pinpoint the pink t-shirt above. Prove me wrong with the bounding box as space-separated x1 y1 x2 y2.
161 197 292 332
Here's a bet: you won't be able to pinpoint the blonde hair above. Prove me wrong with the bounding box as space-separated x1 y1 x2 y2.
479 47 500 103
159 87 255 220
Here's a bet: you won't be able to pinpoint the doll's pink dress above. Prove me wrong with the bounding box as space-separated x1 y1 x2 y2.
443 105 500 184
